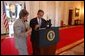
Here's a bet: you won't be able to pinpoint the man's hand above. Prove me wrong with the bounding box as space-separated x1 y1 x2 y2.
35 25 40 30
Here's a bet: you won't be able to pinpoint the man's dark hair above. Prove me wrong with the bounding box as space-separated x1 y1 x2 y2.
19 9 29 19
37 9 44 14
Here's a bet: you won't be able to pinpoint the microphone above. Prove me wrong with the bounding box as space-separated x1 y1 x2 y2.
46 19 52 28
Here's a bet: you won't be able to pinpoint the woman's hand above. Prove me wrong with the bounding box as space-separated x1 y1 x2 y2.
26 28 32 35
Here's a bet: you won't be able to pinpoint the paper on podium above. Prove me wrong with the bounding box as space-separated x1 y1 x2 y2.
39 28 46 30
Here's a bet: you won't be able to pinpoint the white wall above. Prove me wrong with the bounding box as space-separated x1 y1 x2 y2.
47 1 56 27
29 1 40 19
1 1 84 34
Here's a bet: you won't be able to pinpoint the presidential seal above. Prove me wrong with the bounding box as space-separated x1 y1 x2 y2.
47 30 55 41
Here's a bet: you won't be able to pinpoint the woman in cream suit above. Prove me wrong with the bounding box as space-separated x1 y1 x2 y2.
13 9 32 55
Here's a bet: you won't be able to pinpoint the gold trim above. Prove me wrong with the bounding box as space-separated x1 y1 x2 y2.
47 30 55 41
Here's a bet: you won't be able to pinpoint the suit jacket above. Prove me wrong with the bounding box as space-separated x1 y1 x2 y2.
30 17 47 30
30 17 47 44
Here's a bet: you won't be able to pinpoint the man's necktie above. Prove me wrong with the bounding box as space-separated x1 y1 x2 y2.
39 19 41 26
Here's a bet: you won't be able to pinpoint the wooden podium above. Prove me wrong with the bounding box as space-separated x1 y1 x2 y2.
33 27 59 55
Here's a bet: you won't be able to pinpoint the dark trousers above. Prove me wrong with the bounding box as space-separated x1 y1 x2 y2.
31 41 40 55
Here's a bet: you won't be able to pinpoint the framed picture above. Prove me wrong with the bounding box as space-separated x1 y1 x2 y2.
75 8 80 17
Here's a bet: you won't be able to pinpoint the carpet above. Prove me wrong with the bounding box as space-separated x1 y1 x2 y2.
1 25 84 55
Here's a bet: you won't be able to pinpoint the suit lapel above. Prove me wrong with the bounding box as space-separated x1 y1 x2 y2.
41 18 43 26
36 17 38 25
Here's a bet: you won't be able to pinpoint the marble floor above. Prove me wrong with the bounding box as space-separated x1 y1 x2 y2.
59 42 84 55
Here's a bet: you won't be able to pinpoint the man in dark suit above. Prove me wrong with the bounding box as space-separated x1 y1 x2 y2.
30 10 47 55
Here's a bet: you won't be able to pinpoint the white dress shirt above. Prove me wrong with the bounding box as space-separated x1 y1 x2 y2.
37 17 42 26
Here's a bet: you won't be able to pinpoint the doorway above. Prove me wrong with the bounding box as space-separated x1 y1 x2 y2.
68 10 73 25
